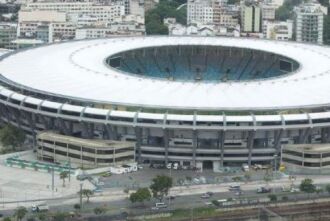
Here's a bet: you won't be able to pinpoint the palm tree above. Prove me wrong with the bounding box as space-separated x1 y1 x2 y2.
15 206 27 221
81 189 94 203
59 171 69 187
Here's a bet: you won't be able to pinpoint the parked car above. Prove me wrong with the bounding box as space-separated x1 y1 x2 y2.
229 185 241 191
200 193 212 199
257 187 271 193
151 202 167 210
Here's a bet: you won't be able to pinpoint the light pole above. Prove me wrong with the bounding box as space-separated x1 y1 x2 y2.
273 154 278 179
79 183 83 211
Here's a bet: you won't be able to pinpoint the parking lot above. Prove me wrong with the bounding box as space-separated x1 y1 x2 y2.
98 164 272 189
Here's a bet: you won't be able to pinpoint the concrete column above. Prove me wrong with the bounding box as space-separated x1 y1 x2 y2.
274 130 283 155
247 130 256 166
134 127 142 163
163 129 169 164
321 128 327 143
219 131 225 167
192 130 198 167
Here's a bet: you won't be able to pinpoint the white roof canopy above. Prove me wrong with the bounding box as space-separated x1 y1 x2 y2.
0 36 330 111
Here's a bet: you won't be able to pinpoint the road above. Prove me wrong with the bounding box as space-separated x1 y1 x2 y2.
1 183 329 219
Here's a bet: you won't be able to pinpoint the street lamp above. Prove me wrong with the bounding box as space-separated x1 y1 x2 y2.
79 183 83 211
273 154 278 179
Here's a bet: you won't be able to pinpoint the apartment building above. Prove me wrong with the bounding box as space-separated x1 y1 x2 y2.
240 0 262 33
23 2 125 23
187 0 214 25
0 23 17 49
294 2 324 44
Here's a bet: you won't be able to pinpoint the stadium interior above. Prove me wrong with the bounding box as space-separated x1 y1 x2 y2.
107 45 300 82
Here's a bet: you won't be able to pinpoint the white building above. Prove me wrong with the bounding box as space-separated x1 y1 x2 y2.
75 15 145 39
23 2 125 23
187 0 214 25
18 10 66 23
240 1 262 33
263 0 284 9
263 19 293 41
261 4 276 21
294 2 324 44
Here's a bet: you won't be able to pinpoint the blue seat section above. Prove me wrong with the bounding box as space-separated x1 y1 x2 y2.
114 50 282 82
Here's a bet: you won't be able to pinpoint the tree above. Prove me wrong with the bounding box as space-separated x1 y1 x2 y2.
0 125 25 150
14 207 27 221
37 213 47 221
73 203 81 210
59 171 69 187
145 0 187 35
232 176 243 182
94 207 106 215
227 0 240 4
325 184 330 195
300 178 316 198
80 189 94 203
275 0 304 21
244 172 251 182
268 194 278 202
150 175 173 202
212 200 220 207
3 217 12 221
129 188 151 205
52 212 66 221
264 175 272 187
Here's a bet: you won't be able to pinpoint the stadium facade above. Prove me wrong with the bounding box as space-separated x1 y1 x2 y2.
0 36 330 169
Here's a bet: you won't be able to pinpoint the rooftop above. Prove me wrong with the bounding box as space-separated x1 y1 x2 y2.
0 36 330 111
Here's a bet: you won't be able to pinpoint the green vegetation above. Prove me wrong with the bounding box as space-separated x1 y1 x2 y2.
94 207 106 215
0 125 25 152
59 171 69 187
275 0 304 21
325 184 330 194
268 194 278 202
150 175 173 202
14 207 28 221
168 207 217 221
145 0 187 35
300 178 316 198
129 187 151 204
52 212 67 221
81 189 94 203
232 176 243 182
227 0 240 4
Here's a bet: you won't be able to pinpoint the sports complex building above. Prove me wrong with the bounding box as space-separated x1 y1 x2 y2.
0 36 330 170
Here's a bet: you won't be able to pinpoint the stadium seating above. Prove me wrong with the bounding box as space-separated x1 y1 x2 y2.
109 46 291 82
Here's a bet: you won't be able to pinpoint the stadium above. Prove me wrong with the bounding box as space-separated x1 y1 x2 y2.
0 36 330 170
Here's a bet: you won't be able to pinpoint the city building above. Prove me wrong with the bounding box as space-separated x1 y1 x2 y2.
37 132 135 168
261 3 276 21
75 14 145 39
187 0 214 25
240 0 262 33
282 144 330 175
144 0 158 12
1 37 330 170
0 22 16 49
294 2 324 44
263 19 293 40
23 2 125 23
